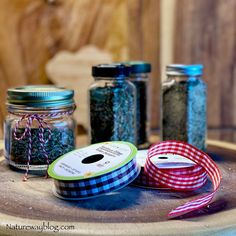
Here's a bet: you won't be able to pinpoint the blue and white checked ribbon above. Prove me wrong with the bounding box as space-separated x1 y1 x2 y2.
53 157 140 199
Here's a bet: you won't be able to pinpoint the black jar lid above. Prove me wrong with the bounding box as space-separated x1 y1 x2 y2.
92 63 130 78
125 61 151 74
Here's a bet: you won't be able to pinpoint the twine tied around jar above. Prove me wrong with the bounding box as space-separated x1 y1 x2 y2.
10 109 75 181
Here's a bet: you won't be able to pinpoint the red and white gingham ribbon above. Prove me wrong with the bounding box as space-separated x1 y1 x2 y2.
144 141 222 218
135 164 207 190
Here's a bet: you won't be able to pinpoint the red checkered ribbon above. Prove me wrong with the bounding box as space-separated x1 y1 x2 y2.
135 165 207 190
145 141 222 218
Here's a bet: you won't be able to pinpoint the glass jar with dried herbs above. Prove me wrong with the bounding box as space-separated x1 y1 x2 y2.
4 86 76 180
161 64 207 151
125 61 151 149
89 63 136 144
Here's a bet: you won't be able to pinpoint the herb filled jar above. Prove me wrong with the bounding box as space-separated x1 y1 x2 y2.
4 86 76 179
126 61 151 148
161 64 207 151
89 63 136 144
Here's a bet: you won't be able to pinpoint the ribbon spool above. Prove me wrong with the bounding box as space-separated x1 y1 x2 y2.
134 150 208 190
48 141 140 200
142 141 222 218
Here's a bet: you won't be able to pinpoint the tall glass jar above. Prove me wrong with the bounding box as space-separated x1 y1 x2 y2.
4 86 76 177
161 64 207 151
126 61 151 148
89 63 136 144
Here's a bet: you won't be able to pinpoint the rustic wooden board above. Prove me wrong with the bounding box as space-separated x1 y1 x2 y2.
0 141 236 235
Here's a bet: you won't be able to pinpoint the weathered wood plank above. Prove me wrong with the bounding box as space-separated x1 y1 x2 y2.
0 141 236 235
128 0 161 129
141 0 160 129
127 0 143 60
174 0 236 129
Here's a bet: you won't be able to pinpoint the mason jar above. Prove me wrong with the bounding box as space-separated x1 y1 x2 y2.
4 86 76 177
161 64 207 151
126 61 151 148
89 63 137 144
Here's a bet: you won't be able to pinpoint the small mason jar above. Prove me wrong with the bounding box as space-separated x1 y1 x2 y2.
161 64 207 151
89 63 137 144
4 86 76 175
126 61 151 148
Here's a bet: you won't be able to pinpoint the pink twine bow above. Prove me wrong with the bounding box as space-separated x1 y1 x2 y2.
11 109 74 181
13 113 52 181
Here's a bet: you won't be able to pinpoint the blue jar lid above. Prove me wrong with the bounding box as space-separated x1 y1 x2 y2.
184 64 203 76
166 64 203 76
92 63 130 78
7 85 75 107
124 61 151 74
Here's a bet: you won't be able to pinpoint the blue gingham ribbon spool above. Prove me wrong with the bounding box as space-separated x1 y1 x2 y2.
48 141 140 200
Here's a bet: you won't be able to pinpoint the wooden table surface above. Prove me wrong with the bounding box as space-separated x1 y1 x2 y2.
0 138 236 235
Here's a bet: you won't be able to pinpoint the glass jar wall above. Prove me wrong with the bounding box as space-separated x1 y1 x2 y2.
161 64 207 151
89 64 137 144
4 86 76 173
126 61 151 148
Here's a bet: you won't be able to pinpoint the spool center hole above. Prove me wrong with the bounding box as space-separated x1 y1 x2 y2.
158 156 168 159
82 154 104 164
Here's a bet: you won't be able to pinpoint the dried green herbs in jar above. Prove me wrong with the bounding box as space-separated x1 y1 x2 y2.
8 128 75 166
161 64 207 151
89 64 136 144
125 61 151 149
4 86 76 178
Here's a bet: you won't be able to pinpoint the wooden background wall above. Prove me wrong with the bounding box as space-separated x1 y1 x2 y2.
0 0 159 137
173 0 236 141
0 0 235 140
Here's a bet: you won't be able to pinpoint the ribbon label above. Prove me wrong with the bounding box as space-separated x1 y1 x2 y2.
48 141 136 181
136 150 195 169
